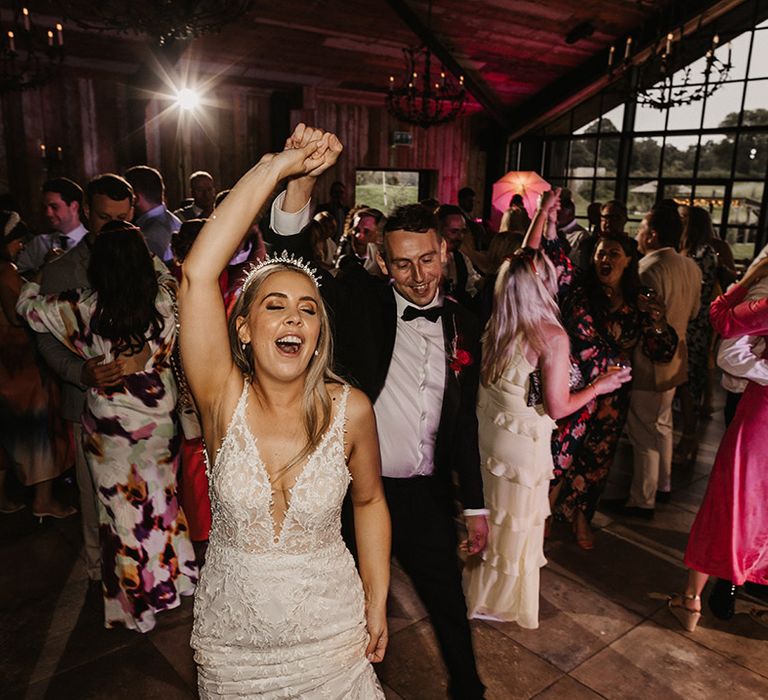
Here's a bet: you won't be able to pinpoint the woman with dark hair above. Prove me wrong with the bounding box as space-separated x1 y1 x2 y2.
181 137 390 696
674 207 720 463
549 233 678 548
17 220 197 632
0 211 72 517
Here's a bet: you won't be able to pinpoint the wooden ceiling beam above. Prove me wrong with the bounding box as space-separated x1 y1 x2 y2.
384 0 511 130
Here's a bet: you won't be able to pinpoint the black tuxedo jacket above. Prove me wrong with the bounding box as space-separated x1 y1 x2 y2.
265 226 485 512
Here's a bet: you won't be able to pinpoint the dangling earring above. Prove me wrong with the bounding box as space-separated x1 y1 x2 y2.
314 349 319 357
241 341 248 350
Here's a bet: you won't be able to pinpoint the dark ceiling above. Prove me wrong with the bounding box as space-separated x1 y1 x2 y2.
8 0 758 133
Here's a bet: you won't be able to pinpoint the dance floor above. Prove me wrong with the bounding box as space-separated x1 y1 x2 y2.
3 395 768 699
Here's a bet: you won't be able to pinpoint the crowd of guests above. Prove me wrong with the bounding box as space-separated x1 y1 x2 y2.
1 122 767 697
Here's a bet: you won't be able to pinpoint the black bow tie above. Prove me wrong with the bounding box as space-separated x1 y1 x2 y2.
402 305 442 323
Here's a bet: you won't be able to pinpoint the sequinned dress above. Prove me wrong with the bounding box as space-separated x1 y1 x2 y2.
191 381 384 698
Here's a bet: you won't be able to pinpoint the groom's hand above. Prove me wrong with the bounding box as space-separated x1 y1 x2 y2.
462 514 489 555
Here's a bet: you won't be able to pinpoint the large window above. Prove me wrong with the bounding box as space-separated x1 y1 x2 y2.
516 21 768 261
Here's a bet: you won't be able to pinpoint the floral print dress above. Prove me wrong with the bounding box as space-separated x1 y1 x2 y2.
686 244 718 405
17 279 197 632
540 235 677 524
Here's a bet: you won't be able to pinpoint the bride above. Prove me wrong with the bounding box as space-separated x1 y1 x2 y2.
180 132 391 697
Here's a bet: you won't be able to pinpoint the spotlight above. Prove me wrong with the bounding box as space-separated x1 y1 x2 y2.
177 87 200 111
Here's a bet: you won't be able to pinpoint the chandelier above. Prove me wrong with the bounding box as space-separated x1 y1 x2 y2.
60 0 256 45
386 0 465 129
608 18 732 111
1 5 64 93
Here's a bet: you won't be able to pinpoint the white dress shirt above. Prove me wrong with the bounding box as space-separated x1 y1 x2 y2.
375 291 445 478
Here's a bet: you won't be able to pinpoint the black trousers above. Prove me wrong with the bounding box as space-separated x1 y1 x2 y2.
383 476 485 700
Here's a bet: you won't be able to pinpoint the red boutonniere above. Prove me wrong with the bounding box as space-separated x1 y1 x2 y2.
448 319 473 377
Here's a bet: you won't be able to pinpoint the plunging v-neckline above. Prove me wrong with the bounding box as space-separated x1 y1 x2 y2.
240 385 344 545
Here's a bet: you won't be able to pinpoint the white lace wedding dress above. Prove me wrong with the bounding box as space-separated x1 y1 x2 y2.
191 382 384 698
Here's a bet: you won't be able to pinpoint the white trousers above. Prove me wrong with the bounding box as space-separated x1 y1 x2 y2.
626 388 676 509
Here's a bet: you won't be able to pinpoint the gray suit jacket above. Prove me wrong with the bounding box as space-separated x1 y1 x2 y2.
36 239 92 422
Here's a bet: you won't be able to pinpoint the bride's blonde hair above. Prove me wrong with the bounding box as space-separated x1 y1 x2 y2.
481 249 563 386
229 262 342 469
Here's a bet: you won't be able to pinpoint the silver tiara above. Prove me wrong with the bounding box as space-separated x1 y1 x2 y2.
241 250 321 290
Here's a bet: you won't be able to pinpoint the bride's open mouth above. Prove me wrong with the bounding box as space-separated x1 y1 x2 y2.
275 334 304 355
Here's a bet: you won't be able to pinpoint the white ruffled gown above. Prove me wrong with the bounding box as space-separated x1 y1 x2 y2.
463 340 555 629
191 382 384 698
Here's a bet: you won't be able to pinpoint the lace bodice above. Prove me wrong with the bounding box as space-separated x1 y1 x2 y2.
206 381 351 556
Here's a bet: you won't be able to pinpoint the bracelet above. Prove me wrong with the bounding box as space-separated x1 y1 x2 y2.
587 381 597 400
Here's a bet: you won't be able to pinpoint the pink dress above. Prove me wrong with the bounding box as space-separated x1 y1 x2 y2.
684 284 768 585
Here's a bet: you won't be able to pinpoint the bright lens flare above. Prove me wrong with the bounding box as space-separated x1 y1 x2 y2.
177 87 200 111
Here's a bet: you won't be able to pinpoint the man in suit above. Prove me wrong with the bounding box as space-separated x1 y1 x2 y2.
174 170 216 222
37 173 135 582
268 125 488 699
437 204 482 308
624 204 701 517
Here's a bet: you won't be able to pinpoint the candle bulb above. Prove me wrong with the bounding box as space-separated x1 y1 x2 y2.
47 29 53 47
56 22 63 46
624 36 632 61
608 44 615 68
56 146 63 160
666 32 673 56
22 7 30 32
7 30 15 53
40 144 46 158
713 34 719 47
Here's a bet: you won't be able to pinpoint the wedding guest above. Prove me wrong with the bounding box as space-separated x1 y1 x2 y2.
624 205 701 516
182 136 390 696
552 232 677 546
335 206 385 275
125 165 181 262
463 193 630 628
0 211 72 517
316 180 349 242
500 194 531 234
674 206 719 465
437 204 483 307
174 171 216 222
17 221 197 631
36 173 136 583
669 257 768 632
16 178 87 275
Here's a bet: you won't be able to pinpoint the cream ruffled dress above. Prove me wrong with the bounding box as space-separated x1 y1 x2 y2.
463 339 555 629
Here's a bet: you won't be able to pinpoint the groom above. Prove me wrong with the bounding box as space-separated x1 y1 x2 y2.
267 125 488 699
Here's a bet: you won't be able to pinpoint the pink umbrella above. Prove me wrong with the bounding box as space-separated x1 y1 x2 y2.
491 171 551 231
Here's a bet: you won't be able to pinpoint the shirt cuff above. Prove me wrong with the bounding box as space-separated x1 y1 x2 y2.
270 191 312 236
463 508 490 517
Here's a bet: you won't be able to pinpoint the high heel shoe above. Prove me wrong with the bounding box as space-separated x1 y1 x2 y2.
708 579 737 620
667 593 702 632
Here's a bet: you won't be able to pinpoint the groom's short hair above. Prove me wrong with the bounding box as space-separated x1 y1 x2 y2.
384 204 439 236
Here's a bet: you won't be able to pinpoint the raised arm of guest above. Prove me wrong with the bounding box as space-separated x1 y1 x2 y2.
710 257 768 338
521 189 559 251
179 138 333 441
266 124 344 257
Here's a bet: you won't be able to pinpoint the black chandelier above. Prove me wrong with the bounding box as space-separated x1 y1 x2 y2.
1 4 64 93
60 0 256 45
386 0 465 129
607 13 732 111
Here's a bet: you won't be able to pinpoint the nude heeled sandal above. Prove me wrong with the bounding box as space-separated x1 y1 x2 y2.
667 593 702 632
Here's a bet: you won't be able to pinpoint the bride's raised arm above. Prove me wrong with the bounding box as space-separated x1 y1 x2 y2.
178 136 329 421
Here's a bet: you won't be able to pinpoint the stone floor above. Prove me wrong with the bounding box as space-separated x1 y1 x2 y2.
3 398 768 700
